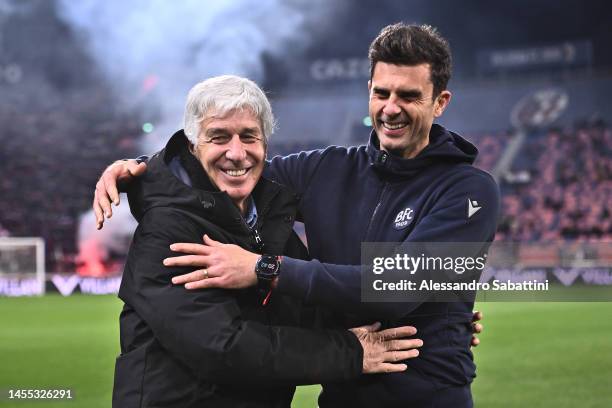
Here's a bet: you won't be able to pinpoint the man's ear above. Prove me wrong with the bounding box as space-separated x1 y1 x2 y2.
368 79 372 93
433 90 452 118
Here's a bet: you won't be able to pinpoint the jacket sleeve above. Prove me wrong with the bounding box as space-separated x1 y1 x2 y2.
264 149 328 197
276 172 501 319
120 207 363 385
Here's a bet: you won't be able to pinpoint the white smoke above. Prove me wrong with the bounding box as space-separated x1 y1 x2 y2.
56 0 340 273
57 0 336 150
0 0 31 15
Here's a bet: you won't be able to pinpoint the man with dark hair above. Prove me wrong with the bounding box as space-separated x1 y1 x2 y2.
95 22 498 407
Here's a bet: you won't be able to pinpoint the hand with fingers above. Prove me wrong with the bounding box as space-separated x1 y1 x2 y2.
349 322 423 374
169 235 259 289
471 310 484 347
93 159 147 230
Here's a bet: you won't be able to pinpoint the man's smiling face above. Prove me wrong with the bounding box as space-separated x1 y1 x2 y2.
368 61 451 159
193 108 265 213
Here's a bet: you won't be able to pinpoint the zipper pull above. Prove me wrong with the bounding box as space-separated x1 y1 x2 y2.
252 227 264 252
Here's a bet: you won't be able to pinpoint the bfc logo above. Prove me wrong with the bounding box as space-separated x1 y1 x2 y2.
393 207 414 230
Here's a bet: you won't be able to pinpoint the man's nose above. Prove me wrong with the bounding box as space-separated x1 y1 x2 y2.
382 96 401 116
225 135 247 161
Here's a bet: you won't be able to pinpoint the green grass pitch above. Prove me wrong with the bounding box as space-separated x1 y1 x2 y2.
1 295 611 407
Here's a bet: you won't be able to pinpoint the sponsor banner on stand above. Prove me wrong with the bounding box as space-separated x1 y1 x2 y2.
49 274 122 296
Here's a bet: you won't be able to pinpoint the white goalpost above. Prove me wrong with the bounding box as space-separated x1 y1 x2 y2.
0 237 46 296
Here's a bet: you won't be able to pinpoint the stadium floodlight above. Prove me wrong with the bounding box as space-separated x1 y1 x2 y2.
0 237 45 296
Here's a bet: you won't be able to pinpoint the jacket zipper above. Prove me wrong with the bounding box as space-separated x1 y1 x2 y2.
241 186 279 253
236 216 264 253
364 181 388 241
251 226 264 253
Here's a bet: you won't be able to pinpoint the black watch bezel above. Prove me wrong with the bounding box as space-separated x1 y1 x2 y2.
255 255 281 283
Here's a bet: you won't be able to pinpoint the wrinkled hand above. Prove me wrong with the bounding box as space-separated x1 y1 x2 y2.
471 310 483 347
94 159 147 229
168 235 259 289
349 322 423 374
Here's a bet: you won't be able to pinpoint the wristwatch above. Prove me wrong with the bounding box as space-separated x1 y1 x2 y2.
255 255 282 290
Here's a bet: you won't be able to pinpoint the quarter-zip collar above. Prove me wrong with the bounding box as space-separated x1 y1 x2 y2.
366 124 478 178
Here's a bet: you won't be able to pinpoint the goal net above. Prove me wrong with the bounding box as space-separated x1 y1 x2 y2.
0 237 45 296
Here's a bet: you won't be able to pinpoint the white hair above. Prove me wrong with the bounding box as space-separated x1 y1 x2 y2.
183 75 275 145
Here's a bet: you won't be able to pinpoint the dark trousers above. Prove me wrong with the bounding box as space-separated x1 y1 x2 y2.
319 370 473 408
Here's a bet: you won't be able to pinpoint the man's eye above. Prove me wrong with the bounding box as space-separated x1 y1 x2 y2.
210 135 231 144
240 135 259 144
399 94 420 102
374 90 389 99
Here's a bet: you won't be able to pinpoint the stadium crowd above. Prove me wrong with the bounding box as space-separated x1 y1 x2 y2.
0 89 140 273
496 120 612 242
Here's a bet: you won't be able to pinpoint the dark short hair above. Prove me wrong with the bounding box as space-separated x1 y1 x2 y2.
368 23 452 97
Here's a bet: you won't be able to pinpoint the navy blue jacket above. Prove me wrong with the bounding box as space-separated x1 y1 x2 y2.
265 124 500 407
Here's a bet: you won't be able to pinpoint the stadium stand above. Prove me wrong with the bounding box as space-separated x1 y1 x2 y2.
497 120 612 242
468 131 512 173
0 91 141 274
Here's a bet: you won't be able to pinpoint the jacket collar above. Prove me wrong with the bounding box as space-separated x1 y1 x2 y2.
365 123 478 177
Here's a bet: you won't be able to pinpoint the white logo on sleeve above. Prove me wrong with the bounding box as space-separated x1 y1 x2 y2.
467 199 481 218
394 207 414 229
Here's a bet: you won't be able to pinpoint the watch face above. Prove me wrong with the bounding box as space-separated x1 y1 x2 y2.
257 255 280 280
